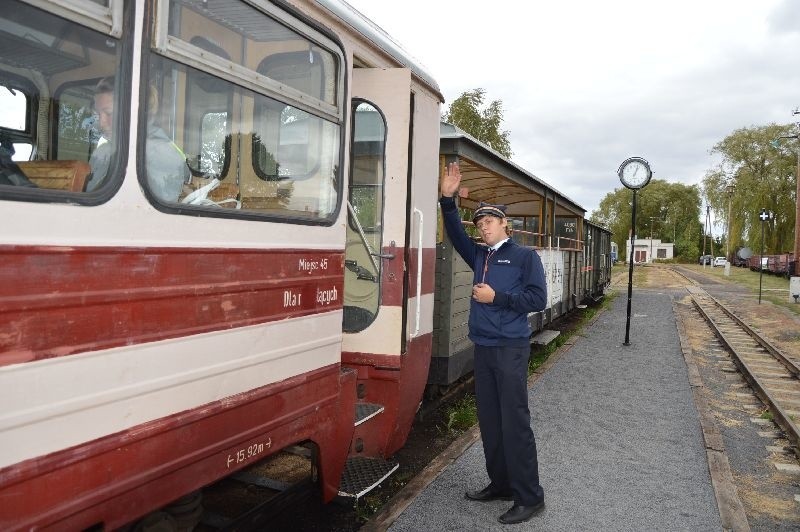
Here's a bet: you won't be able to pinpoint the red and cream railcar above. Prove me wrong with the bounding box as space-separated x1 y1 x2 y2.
0 0 441 529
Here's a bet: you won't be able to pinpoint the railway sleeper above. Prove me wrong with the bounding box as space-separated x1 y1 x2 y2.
691 290 800 454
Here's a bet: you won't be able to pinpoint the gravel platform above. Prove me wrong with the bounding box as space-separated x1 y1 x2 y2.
389 290 722 531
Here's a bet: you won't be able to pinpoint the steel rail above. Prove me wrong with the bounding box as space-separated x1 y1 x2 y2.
690 288 800 450
699 290 800 378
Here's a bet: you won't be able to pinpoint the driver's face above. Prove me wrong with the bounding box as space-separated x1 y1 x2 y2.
93 91 114 140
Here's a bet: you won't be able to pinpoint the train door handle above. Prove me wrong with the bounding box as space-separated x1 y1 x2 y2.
370 252 395 260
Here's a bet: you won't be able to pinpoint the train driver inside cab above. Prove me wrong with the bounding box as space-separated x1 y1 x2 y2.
86 77 190 201
85 77 115 192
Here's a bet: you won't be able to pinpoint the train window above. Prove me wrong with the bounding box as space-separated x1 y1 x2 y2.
343 101 387 333
198 112 228 177
153 0 342 118
0 0 126 198
253 51 329 181
0 75 34 162
56 82 102 163
349 102 385 234
184 36 231 180
0 86 27 131
508 217 532 247
146 0 344 222
555 216 580 248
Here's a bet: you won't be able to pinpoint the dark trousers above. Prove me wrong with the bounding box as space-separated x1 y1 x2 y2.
474 344 543 506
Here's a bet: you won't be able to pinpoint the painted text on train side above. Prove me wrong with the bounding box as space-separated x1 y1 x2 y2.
316 286 338 306
226 438 272 468
299 258 329 273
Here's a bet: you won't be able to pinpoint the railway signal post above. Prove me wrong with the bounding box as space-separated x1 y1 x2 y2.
758 208 773 304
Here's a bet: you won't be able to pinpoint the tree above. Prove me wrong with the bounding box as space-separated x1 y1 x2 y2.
702 124 797 255
590 179 703 261
443 88 512 158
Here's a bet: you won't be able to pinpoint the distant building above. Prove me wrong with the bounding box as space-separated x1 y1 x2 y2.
623 237 674 263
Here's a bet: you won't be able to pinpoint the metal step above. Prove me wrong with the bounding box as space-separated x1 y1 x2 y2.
354 402 384 426
532 329 560 345
337 456 398 500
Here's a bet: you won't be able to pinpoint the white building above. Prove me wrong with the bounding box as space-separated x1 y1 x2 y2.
623 237 674 263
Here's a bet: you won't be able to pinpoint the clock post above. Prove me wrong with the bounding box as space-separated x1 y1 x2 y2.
617 157 652 346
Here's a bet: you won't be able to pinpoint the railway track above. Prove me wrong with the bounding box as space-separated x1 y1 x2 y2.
688 285 800 451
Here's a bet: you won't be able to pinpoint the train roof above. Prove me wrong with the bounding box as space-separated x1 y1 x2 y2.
316 0 442 99
439 122 586 219
584 217 612 234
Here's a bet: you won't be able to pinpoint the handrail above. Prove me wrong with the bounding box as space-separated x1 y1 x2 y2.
347 201 380 273
412 208 423 338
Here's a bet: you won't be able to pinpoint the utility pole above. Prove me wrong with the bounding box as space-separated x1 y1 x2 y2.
725 185 733 259
703 205 713 267
707 205 714 259
702 206 707 263
793 109 800 277
774 109 799 278
648 216 663 262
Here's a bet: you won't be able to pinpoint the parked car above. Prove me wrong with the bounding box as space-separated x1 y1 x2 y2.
713 256 727 267
699 255 712 265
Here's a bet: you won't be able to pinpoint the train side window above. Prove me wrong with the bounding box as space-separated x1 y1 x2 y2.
0 0 127 199
56 82 102 164
0 77 34 161
253 51 328 181
184 36 231 181
0 85 28 132
198 112 228 178
343 101 386 333
147 0 344 223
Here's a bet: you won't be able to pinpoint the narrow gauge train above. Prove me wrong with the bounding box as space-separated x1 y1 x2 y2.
430 124 611 388
746 253 796 277
0 1 609 529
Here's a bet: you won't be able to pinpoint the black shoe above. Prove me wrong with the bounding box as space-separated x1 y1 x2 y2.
464 485 513 502
498 501 545 524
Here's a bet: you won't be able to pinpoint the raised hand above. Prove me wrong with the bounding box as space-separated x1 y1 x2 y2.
440 161 461 198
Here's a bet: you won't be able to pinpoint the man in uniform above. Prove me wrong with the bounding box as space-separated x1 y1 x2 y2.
439 161 547 525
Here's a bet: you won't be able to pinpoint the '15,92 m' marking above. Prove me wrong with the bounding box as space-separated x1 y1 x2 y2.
226 438 272 468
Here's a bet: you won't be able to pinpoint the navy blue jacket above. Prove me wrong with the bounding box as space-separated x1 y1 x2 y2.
440 196 547 347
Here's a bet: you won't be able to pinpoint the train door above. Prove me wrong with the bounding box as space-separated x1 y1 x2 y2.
342 68 411 358
338 67 424 467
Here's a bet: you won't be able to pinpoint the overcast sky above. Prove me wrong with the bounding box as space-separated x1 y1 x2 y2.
344 0 800 218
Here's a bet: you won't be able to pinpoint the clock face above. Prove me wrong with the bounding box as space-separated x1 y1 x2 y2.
619 158 651 189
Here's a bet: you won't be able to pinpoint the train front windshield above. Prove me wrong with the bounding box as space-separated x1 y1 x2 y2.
0 0 345 224
0 0 123 193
